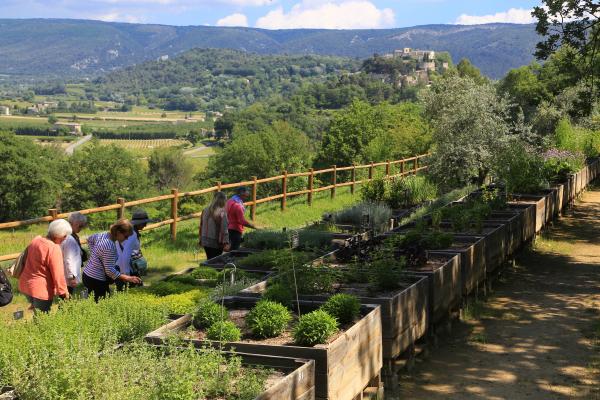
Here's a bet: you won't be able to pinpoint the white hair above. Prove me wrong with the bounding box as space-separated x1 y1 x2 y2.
48 219 73 240
68 212 87 227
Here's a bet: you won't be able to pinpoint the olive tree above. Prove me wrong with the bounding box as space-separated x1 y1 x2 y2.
421 76 512 188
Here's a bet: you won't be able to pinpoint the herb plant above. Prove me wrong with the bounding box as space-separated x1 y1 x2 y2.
320 294 361 325
193 300 226 329
206 320 242 342
293 310 339 346
247 300 292 338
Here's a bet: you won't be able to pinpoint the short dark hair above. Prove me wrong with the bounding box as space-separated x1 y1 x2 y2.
236 186 250 195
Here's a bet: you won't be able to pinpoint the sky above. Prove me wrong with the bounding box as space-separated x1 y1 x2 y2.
0 0 542 29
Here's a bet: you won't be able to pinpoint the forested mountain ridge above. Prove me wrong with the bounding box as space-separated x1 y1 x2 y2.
0 19 538 78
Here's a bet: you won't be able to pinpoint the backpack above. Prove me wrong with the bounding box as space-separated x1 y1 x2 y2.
0 269 13 307
9 246 29 279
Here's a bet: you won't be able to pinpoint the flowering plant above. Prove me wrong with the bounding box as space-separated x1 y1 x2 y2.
543 149 585 183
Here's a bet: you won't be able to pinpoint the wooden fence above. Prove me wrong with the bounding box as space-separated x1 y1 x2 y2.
0 154 430 262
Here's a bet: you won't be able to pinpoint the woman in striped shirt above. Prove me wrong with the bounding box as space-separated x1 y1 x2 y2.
82 219 142 302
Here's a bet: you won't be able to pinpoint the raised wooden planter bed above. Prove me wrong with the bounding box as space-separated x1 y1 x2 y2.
429 235 486 297
486 210 523 256
240 272 428 362
203 249 262 270
146 298 383 400
404 254 461 324
509 192 552 234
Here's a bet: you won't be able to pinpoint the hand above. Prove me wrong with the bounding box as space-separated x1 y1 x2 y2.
60 292 70 300
67 278 78 287
123 275 142 285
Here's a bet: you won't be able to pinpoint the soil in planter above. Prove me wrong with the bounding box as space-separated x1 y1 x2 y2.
187 308 353 346
405 256 451 272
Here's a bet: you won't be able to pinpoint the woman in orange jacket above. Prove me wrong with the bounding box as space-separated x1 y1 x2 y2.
19 219 71 313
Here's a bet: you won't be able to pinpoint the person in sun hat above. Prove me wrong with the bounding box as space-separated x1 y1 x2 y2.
225 187 258 250
115 209 155 290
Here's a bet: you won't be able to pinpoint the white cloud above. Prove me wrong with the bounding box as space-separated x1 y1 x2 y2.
217 12 249 27
92 0 275 5
256 0 395 29
455 8 536 25
95 12 143 23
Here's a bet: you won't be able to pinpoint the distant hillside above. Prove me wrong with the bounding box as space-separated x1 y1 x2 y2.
0 19 540 79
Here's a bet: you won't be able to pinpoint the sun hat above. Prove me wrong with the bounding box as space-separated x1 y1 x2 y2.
130 210 157 226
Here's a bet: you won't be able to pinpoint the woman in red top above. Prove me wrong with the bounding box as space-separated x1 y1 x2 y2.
19 219 71 313
225 187 257 250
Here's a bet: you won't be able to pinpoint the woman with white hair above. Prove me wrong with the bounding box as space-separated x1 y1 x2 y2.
62 212 88 294
18 219 72 313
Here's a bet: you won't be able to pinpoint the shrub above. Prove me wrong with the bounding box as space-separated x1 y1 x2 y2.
263 283 294 309
332 202 392 233
369 256 405 291
542 148 585 183
293 310 338 346
165 274 200 286
146 281 198 297
247 300 292 338
360 176 388 203
243 230 288 250
320 294 361 325
493 140 547 194
206 321 242 342
193 300 227 330
190 267 219 280
388 176 438 209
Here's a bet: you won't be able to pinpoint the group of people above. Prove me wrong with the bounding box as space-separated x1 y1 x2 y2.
17 187 256 313
18 210 152 312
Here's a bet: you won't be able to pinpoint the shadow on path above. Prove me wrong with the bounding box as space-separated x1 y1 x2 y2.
396 190 600 400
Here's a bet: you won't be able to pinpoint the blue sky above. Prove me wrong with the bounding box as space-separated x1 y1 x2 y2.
1 0 542 29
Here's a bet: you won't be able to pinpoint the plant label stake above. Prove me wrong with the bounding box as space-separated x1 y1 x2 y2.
81 289 89 300
13 310 23 320
288 230 301 317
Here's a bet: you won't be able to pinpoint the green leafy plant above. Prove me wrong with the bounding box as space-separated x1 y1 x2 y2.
331 202 392 233
243 230 289 250
247 300 292 338
368 255 405 292
293 310 339 346
388 175 438 209
206 320 242 342
360 176 388 203
165 274 200 286
145 281 199 297
320 294 361 325
193 300 227 330
190 267 219 280
263 283 294 309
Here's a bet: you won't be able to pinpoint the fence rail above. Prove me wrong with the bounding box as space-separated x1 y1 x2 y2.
0 154 430 263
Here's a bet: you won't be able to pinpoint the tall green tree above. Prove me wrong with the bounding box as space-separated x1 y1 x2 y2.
0 133 63 221
61 143 149 210
533 1 600 96
148 148 193 190
205 121 313 195
422 76 511 188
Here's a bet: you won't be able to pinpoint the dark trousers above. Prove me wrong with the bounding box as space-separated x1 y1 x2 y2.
67 286 75 295
228 229 243 250
204 247 224 260
25 295 52 313
82 273 110 303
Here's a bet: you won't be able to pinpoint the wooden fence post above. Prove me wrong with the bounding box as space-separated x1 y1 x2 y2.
331 165 337 199
217 181 222 192
170 188 178 241
48 209 58 221
281 171 288 211
308 168 314 206
117 197 125 220
414 157 418 175
369 162 374 180
401 160 405 176
251 176 257 221
385 160 391 177
351 164 356 195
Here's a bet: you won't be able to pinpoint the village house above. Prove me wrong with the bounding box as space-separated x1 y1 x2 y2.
54 122 83 135
0 105 10 116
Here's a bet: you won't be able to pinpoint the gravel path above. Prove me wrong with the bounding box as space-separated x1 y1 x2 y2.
396 189 600 400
